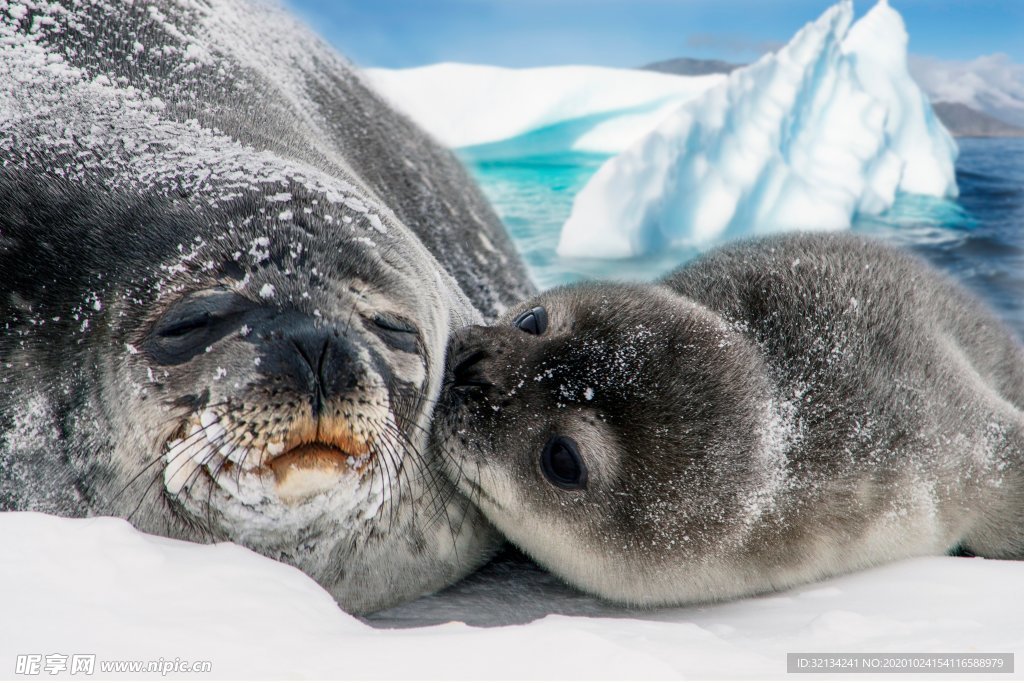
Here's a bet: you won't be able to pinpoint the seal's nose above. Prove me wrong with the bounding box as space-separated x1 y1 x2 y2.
451 348 491 389
446 327 493 391
259 316 359 415
292 323 362 415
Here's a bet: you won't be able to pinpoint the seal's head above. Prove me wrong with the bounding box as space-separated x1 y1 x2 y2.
131 202 447 526
434 284 790 606
1 177 498 614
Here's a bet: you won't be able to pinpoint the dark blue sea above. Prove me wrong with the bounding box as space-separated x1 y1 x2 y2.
464 138 1024 335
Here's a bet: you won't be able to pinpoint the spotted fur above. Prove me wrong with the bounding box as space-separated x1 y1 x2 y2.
436 233 1024 606
0 0 533 614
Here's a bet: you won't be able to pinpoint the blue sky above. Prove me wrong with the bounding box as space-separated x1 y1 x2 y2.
285 0 1024 69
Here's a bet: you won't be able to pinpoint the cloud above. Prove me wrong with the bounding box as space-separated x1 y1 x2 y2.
909 53 1024 127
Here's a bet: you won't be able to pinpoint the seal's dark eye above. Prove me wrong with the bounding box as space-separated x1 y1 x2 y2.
540 436 587 490
157 311 212 338
370 313 419 354
513 306 548 335
145 290 253 365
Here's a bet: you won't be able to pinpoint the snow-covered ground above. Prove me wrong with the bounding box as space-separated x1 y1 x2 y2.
2 512 1021 680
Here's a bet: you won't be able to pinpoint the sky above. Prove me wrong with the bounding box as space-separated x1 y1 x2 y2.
285 0 1024 70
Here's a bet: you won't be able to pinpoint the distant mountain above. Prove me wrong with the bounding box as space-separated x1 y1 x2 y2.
639 58 1024 138
639 57 742 76
931 101 1024 138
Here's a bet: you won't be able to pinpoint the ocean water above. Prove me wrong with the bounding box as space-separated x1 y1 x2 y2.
464 138 1024 335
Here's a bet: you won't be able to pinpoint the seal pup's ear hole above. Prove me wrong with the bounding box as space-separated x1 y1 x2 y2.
513 306 548 335
541 436 587 490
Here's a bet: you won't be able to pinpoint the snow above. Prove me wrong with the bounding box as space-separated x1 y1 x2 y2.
2 512 1021 680
0 0 395 260
365 63 724 154
560 0 959 258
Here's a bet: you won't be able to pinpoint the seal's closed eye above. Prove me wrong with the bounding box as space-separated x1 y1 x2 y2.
370 313 420 354
158 312 212 338
145 290 254 365
541 436 587 490
513 306 548 335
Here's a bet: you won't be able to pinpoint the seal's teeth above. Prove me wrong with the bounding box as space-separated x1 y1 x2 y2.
266 440 285 456
202 451 226 473
168 433 216 466
199 410 226 443
164 458 198 497
164 437 191 464
191 444 217 466
205 423 226 443
219 441 249 465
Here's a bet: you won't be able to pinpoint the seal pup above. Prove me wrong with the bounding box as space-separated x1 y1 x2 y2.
0 0 533 614
435 233 1024 607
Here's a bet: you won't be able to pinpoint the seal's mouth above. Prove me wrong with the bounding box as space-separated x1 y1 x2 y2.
267 442 355 477
264 424 376 503
266 437 373 504
163 411 377 504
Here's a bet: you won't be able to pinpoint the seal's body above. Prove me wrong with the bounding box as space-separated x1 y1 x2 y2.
437 233 1024 606
0 1 532 614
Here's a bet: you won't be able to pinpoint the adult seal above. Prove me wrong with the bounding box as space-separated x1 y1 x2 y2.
437 233 1024 607
0 1 533 614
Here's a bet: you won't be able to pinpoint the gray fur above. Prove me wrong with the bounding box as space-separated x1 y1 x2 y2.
436 233 1024 607
0 0 533 614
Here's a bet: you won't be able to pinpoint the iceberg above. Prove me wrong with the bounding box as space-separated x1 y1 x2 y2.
559 0 959 259
364 63 724 155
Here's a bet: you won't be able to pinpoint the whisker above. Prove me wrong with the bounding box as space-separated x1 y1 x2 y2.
373 417 464 555
125 404 263 530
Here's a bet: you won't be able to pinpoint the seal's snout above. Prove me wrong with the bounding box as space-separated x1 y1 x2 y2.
450 348 491 389
446 327 494 391
271 318 359 414
158 307 393 506
249 315 382 501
